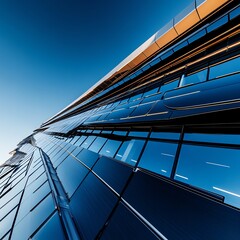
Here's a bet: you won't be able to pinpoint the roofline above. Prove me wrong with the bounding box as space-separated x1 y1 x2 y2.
44 0 231 125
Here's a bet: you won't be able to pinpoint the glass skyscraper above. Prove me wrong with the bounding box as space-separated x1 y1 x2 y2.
1 0 240 239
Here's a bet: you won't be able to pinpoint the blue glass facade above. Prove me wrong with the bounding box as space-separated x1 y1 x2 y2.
1 1 240 239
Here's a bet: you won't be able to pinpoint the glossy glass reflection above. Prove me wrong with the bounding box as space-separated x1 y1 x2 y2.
175 144 240 208
139 141 177 177
209 57 240 79
99 139 122 158
115 140 145 165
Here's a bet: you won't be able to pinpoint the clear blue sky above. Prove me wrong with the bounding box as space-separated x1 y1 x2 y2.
0 0 192 163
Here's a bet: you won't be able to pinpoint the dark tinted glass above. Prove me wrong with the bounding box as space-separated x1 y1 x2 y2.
93 156 132 193
101 202 158 240
11 194 55 239
175 144 240 208
57 155 89 197
32 212 66 240
70 173 118 240
76 149 99 168
139 141 178 177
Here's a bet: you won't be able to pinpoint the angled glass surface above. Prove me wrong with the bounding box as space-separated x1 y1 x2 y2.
188 29 206 44
207 15 228 33
11 193 55 240
57 155 89 197
184 133 240 144
74 135 87 146
209 57 240 79
179 69 207 87
80 136 97 149
139 141 178 177
115 139 145 165
0 207 17 239
128 131 148 138
230 6 240 20
143 87 159 97
160 80 179 92
150 131 180 140
99 139 122 158
175 144 240 208
31 212 66 240
88 137 107 153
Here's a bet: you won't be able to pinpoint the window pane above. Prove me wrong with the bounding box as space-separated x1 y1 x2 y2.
160 80 179 92
143 87 159 97
230 6 240 20
209 57 240 79
179 69 207 87
99 140 122 158
57 155 88 197
184 133 240 144
175 144 240 208
139 141 177 177
207 15 228 33
128 131 148 138
32 212 66 240
80 136 96 149
116 140 145 165
88 137 107 153
151 131 180 140
188 29 206 43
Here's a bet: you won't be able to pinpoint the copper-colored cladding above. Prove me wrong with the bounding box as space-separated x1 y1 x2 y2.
45 0 232 125
143 42 160 57
155 28 178 48
174 9 200 35
197 0 230 19
132 52 147 66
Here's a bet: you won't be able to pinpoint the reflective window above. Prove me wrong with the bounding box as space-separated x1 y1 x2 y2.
188 29 206 44
11 193 55 240
173 40 188 52
139 141 177 177
57 155 88 197
32 212 66 240
129 131 148 138
230 6 240 20
179 69 207 87
161 50 173 60
80 136 96 149
113 131 128 136
160 80 179 92
150 131 180 140
129 93 143 102
74 136 87 146
115 140 145 165
99 140 122 158
209 57 240 79
0 207 17 239
184 133 240 144
88 137 107 153
207 15 228 33
143 87 159 97
175 144 240 208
